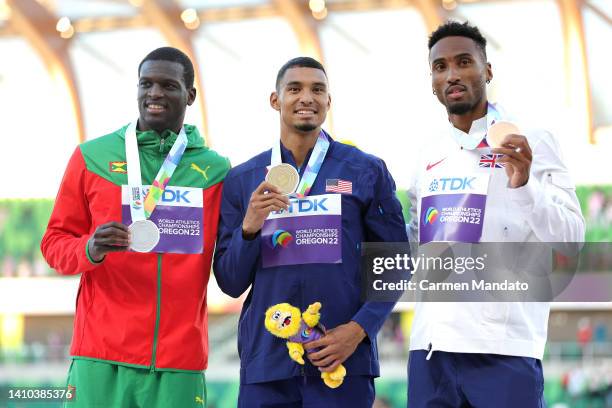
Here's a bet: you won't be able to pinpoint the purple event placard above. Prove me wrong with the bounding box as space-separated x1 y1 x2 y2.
420 193 486 244
122 205 203 254
261 214 341 268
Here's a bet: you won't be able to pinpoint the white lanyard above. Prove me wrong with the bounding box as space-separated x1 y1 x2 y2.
125 121 188 222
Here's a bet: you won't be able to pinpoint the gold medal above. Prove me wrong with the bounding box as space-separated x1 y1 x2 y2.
266 164 299 195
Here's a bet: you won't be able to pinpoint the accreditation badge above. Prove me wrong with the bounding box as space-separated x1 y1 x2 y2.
419 171 490 244
122 185 203 254
261 193 342 268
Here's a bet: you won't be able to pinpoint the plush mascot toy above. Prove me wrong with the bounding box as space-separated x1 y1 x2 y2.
264 302 347 388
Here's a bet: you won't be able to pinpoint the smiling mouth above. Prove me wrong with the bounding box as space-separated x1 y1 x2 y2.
295 109 316 116
146 103 167 113
281 316 291 328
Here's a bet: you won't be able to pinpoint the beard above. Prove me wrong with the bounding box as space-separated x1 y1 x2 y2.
446 84 485 115
294 123 318 132
447 101 474 115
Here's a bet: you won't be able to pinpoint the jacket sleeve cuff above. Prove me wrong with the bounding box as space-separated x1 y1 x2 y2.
85 236 104 266
351 304 392 341
233 225 261 262
507 175 540 210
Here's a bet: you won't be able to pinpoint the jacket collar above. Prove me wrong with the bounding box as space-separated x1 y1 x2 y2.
121 123 206 154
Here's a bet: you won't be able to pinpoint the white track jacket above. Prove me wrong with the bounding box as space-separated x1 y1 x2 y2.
407 106 585 360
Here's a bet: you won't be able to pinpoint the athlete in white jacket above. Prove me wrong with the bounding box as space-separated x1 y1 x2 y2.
406 21 585 408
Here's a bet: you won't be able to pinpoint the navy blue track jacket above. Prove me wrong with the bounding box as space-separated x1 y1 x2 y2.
213 138 408 384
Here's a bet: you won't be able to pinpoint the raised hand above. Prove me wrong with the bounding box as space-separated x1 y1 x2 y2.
242 181 290 239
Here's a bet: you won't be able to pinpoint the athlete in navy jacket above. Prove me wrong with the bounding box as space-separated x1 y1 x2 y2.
214 57 408 407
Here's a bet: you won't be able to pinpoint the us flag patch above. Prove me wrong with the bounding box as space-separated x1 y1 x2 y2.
326 179 352 194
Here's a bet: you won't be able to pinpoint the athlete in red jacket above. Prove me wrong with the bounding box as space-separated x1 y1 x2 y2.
41 47 229 407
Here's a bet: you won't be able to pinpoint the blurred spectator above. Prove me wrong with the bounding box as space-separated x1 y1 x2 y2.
594 320 608 343
561 364 612 405
567 368 587 397
587 189 605 223
577 317 593 348
604 196 612 225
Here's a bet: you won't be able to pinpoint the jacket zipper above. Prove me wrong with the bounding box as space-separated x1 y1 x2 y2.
150 139 165 372
150 254 162 372
301 262 306 384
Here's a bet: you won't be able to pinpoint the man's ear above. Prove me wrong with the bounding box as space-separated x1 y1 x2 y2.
270 91 280 112
486 62 493 83
187 87 197 106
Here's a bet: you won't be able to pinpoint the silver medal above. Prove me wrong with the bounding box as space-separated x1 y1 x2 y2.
129 219 160 253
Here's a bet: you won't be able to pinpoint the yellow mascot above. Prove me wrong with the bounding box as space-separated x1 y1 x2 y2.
264 302 347 388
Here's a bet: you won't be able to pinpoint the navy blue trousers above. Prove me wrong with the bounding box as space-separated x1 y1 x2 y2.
238 375 375 408
408 350 546 408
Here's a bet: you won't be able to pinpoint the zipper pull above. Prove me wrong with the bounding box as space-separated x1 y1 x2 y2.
159 138 165 153
426 343 435 360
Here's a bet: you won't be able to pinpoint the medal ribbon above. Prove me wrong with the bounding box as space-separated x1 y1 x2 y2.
125 121 188 222
486 102 503 127
270 130 330 197
484 102 504 144
450 102 505 150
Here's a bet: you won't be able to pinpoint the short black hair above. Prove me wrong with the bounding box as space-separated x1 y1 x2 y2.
275 57 327 91
428 21 487 60
138 47 195 89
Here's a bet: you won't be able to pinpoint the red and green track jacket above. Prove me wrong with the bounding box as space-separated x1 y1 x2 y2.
41 124 230 372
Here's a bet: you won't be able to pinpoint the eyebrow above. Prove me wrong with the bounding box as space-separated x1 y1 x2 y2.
453 53 474 60
284 81 327 88
139 76 181 85
431 52 474 65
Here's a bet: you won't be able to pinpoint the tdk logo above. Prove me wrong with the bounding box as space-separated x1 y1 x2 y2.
429 177 475 192
283 198 328 214
142 188 191 203
162 189 191 203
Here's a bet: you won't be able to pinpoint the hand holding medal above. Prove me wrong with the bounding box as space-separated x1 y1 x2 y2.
242 181 290 239
88 221 130 262
244 132 329 240
488 121 533 188
487 121 520 150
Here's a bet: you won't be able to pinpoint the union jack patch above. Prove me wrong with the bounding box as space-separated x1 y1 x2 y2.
109 161 127 173
478 154 505 169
